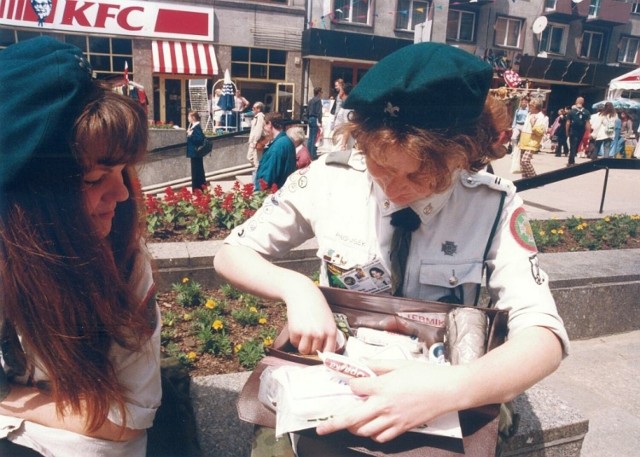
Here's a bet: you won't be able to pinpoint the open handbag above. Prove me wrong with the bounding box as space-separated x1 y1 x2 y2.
237 286 509 457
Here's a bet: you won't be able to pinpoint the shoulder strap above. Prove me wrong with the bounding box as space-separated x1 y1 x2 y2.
474 191 507 306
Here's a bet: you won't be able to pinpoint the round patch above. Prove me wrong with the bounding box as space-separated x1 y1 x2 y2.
510 207 537 252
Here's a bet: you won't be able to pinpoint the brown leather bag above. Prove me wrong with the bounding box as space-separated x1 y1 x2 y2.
237 287 509 457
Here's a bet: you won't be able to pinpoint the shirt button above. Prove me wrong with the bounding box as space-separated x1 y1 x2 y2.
423 204 433 215
383 200 390 209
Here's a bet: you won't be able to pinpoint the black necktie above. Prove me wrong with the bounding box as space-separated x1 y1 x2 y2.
389 207 421 296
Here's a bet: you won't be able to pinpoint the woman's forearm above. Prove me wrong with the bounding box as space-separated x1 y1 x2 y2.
0 385 143 442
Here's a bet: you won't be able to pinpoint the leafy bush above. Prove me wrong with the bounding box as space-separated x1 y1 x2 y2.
144 180 277 239
532 214 640 252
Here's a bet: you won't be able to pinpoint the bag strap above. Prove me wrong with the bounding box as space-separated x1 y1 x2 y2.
474 191 506 306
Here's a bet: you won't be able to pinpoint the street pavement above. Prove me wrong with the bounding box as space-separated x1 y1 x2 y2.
492 151 640 219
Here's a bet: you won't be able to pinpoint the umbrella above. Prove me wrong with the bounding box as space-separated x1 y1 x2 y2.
592 98 640 111
217 69 235 130
217 69 235 111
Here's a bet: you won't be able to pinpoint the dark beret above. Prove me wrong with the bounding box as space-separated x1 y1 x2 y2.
343 42 492 129
0 36 93 190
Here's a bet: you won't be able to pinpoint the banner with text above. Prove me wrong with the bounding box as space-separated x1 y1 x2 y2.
0 0 214 41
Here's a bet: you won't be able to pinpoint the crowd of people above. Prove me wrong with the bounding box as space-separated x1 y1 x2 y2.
508 94 638 177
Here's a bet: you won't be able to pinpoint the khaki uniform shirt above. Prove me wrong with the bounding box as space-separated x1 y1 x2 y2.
225 150 570 354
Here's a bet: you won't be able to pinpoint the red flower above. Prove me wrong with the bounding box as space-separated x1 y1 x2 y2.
164 186 179 205
213 185 224 198
221 193 234 213
241 183 254 200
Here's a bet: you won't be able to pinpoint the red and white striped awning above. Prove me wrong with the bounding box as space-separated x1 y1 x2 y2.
152 40 219 76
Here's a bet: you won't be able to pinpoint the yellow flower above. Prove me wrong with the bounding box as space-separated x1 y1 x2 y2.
182 277 189 284
212 320 224 330
604 216 611 222
551 229 557 235
183 313 192 321
187 351 197 361
205 299 216 309
539 230 546 236
558 229 564 235
263 337 274 347
249 306 258 313
234 344 242 353
258 317 267 325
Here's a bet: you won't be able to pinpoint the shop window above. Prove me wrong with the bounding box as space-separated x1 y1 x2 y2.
0 29 131 79
231 47 287 81
447 9 476 43
544 0 558 9
396 0 430 32
538 23 567 55
494 16 523 49
618 36 640 64
333 0 372 26
580 30 604 60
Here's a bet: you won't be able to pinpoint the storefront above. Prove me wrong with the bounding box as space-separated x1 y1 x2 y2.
1 0 217 128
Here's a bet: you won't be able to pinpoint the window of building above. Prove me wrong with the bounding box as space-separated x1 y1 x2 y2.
446 9 476 43
628 0 640 14
539 23 568 55
334 0 372 25
618 36 640 64
579 30 604 60
588 0 601 18
494 16 523 49
544 0 558 9
0 28 132 79
231 47 287 81
396 0 429 31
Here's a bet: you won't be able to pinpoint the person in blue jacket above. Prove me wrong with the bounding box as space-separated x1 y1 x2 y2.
253 112 296 191
186 110 207 191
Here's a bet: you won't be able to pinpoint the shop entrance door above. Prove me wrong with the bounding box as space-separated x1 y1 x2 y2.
153 77 195 128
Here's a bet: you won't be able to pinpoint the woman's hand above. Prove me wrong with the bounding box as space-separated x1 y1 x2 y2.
316 360 466 442
282 279 337 354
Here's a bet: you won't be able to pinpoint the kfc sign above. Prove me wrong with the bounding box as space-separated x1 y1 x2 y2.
0 0 214 41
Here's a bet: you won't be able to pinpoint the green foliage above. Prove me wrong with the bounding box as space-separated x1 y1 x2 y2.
532 214 640 252
236 338 266 370
172 278 204 308
231 305 266 326
219 283 243 300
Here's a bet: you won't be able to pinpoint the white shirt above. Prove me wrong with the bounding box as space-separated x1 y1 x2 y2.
0 252 162 457
225 149 570 354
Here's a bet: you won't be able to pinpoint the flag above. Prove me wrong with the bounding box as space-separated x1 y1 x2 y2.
124 61 129 84
217 69 235 111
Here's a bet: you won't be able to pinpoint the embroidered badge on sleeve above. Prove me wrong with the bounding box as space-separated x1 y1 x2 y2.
510 207 537 252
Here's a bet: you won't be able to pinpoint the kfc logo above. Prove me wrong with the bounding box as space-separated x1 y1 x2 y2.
31 0 52 26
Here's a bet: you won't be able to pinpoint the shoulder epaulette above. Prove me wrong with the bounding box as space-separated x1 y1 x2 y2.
460 170 515 193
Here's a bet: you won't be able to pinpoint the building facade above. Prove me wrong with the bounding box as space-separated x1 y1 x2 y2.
2 0 640 128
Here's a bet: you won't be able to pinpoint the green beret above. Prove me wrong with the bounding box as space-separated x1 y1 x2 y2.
343 42 492 129
0 36 93 190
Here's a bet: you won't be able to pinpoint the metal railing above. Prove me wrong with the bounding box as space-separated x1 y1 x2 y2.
513 158 640 213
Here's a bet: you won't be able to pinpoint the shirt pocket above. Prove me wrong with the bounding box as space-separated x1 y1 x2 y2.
417 261 484 304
